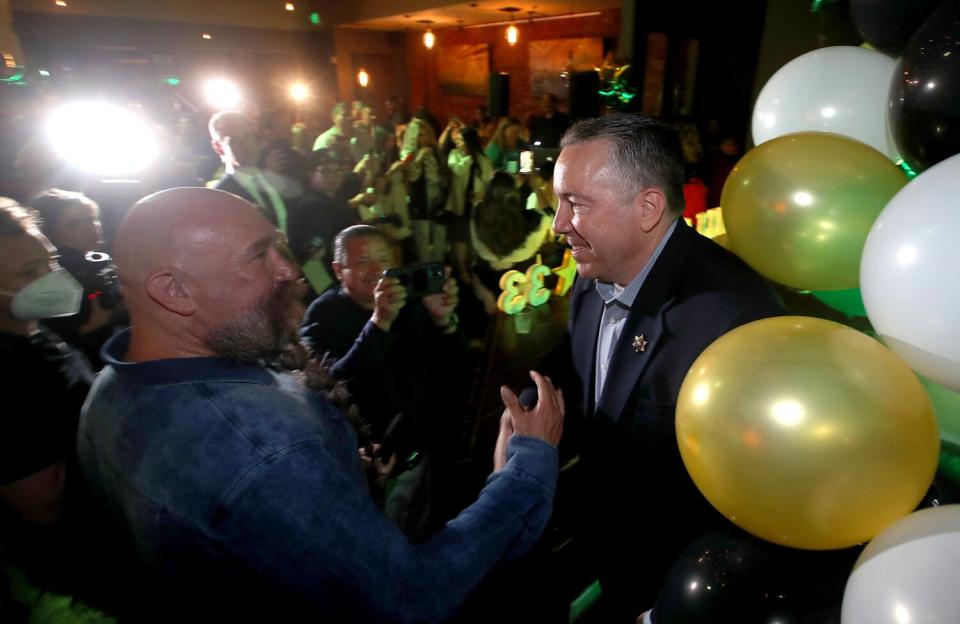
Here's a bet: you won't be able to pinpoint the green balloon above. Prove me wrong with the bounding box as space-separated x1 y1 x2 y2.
923 376 960 446
937 440 960 504
811 288 867 317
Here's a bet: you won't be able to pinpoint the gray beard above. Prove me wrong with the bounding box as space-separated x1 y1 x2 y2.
203 280 367 440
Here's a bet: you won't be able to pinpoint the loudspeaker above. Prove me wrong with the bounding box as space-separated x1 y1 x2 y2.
488 73 510 118
568 71 600 120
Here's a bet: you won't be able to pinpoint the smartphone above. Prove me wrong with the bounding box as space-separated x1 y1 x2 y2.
383 262 445 298
519 150 534 174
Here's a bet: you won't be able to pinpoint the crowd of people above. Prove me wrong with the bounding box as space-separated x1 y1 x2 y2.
0 81 775 622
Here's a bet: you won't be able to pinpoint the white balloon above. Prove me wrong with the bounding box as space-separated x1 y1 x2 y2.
753 46 900 160
861 153 960 391
842 505 960 624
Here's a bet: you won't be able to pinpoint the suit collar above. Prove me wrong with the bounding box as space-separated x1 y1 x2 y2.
594 220 697 423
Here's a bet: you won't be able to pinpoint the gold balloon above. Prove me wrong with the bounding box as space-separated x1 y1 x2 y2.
676 316 939 550
722 132 905 291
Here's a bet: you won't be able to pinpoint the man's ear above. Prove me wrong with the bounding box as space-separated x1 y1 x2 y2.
145 269 196 316
635 187 669 233
332 261 344 282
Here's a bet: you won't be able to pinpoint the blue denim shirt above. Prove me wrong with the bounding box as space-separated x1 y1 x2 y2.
78 330 558 622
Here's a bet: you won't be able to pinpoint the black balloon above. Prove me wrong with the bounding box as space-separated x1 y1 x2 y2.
652 528 861 624
850 0 942 56
888 1 960 173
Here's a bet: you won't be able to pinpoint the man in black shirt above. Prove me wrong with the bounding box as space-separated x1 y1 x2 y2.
300 225 466 537
0 201 93 526
528 93 570 148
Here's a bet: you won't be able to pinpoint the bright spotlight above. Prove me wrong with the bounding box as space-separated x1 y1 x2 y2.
289 83 309 102
46 101 159 176
506 24 519 46
204 78 242 109
357 68 369 88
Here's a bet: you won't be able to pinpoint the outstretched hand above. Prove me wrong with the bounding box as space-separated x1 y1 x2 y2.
498 370 564 450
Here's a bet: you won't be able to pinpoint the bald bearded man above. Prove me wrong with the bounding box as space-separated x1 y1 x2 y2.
77 188 563 621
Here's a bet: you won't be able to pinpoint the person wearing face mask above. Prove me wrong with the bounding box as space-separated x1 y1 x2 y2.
0 199 92 532
30 189 127 367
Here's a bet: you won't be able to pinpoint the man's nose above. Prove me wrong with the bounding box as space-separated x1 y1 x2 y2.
273 247 298 281
553 203 571 235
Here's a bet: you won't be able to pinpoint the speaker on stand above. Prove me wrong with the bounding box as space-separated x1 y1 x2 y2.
568 71 600 120
488 72 511 118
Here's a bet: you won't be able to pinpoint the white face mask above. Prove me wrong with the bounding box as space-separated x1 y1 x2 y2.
0 268 84 320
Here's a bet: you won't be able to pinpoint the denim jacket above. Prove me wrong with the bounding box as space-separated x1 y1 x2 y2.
77 330 558 621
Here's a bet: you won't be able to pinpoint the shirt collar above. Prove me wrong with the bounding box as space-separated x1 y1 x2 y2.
101 328 273 386
595 218 678 307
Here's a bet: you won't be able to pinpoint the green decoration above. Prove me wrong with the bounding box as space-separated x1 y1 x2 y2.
810 288 868 317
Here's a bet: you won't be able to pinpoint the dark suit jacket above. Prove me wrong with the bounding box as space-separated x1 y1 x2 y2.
211 174 281 228
300 288 468 451
564 220 785 617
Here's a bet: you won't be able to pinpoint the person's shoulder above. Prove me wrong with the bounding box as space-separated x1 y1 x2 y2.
675 231 784 317
304 288 351 318
302 289 370 336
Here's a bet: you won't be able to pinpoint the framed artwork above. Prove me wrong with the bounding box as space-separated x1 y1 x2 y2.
529 38 603 98
437 43 489 96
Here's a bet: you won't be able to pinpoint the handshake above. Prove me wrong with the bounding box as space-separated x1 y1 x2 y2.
494 370 565 472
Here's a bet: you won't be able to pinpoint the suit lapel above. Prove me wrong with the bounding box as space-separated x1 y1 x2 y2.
595 297 672 424
595 220 696 424
570 279 604 418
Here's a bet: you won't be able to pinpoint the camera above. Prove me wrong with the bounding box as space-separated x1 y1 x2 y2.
60 249 122 310
383 262 445 298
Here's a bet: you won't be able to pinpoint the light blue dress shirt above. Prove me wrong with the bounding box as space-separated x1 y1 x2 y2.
594 219 678 406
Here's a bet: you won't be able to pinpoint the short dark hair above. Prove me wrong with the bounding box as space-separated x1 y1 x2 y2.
459 127 484 157
333 224 389 265
473 172 530 256
560 113 686 214
0 198 39 238
29 189 99 236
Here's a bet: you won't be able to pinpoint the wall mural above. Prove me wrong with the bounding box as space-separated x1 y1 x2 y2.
437 43 489 96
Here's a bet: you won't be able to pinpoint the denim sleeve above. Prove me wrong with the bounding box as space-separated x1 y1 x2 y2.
213 434 557 623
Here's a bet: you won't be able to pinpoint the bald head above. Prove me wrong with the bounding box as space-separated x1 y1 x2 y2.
115 187 298 361
115 187 263 290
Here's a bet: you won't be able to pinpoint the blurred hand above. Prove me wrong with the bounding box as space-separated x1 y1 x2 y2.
371 276 407 332
499 371 564 448
386 159 408 175
359 444 397 481
263 148 290 174
349 190 377 206
422 268 458 327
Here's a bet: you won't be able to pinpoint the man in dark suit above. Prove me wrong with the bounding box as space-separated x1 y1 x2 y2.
551 114 784 621
208 110 289 234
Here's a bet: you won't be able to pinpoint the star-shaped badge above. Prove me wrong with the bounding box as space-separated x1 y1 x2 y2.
633 334 648 353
